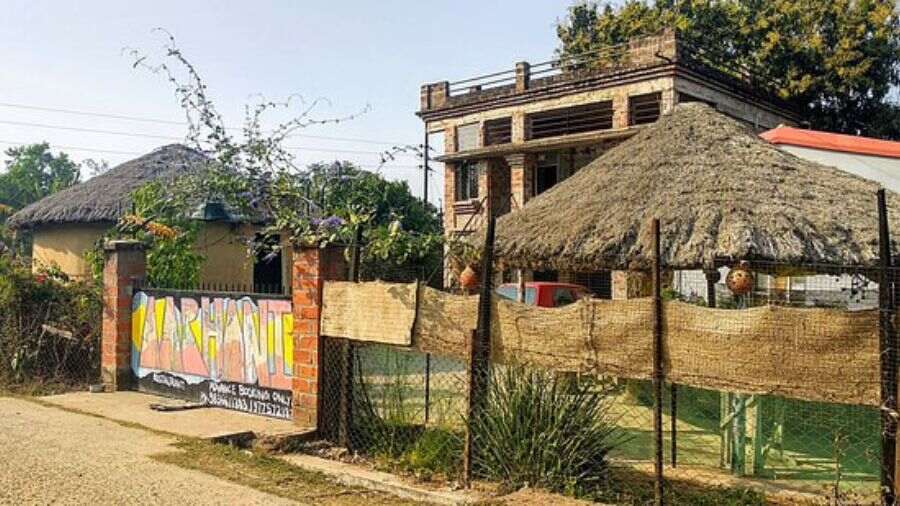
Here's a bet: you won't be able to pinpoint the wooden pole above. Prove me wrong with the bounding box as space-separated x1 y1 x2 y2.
462 329 477 486
463 214 496 487
705 269 720 309
652 218 665 506
424 353 432 424
878 188 897 505
339 227 364 450
670 383 677 468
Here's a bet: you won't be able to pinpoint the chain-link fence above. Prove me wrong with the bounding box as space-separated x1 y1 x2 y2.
660 264 884 504
310 246 898 505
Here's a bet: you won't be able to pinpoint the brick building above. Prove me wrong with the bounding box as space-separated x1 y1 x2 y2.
418 30 800 297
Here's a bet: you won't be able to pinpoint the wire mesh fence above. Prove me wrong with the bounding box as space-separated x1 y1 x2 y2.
315 336 467 483
660 263 884 503
311 248 898 504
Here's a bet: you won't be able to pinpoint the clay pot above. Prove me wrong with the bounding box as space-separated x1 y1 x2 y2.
726 263 754 296
459 265 479 290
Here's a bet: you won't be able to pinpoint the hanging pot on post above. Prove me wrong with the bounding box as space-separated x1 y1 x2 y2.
459 265 479 290
726 261 754 296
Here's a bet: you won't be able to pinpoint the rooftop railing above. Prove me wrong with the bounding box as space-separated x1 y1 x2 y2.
421 30 787 113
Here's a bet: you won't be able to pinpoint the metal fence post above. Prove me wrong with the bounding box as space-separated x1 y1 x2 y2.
652 218 665 506
878 188 897 505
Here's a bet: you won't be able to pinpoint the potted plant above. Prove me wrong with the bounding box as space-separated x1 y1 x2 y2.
447 238 481 291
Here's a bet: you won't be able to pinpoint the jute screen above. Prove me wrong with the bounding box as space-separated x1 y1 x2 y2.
320 281 881 406
321 281 417 346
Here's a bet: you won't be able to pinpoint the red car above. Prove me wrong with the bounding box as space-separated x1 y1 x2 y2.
496 282 591 307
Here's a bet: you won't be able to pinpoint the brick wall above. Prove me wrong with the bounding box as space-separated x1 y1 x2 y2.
443 162 456 231
100 240 146 391
507 153 535 211
290 246 347 427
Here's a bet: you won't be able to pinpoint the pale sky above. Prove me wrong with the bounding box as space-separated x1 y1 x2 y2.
0 1 579 207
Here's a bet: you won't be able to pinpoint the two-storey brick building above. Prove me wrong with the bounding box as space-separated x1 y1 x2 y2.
418 30 800 297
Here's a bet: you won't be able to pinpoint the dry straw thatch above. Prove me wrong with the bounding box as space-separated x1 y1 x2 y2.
494 103 900 272
7 144 208 229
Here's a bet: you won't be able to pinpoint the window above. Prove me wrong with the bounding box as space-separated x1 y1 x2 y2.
553 288 577 307
629 92 662 125
534 154 559 195
454 162 479 201
484 117 512 145
527 101 614 140
496 285 517 300
535 163 558 195
456 123 480 151
253 234 283 293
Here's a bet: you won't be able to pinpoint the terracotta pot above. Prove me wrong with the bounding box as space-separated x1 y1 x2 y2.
726 264 754 296
459 265 479 290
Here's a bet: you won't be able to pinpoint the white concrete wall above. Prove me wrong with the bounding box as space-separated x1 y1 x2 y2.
778 145 900 193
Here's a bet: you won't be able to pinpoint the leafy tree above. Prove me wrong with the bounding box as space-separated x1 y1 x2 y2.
0 143 80 213
557 1 900 138
122 31 443 285
85 181 205 289
304 161 444 281
0 143 81 256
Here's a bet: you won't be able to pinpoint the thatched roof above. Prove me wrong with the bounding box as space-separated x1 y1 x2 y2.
494 103 900 272
7 144 208 229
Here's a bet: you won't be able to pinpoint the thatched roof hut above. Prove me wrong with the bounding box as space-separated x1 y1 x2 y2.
7 144 208 229
494 103 900 272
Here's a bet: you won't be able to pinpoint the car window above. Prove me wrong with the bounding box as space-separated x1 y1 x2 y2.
496 286 536 304
553 288 576 307
496 286 517 300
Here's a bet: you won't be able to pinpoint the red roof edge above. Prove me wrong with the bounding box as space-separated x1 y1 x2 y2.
761 126 900 159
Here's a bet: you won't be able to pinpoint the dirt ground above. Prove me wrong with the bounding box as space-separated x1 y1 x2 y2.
0 396 421 505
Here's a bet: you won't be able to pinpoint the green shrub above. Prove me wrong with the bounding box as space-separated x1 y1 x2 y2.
402 428 463 476
470 364 625 496
350 348 463 478
0 255 102 390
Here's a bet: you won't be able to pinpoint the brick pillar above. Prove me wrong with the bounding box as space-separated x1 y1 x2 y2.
100 240 146 391
507 153 535 211
511 111 527 143
422 81 449 109
613 91 630 129
515 61 531 92
477 160 492 218
291 245 347 428
444 162 457 231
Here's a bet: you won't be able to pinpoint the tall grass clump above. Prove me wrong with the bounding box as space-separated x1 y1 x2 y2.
470 364 625 496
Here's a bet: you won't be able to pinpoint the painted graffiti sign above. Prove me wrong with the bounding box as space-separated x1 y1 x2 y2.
131 291 294 419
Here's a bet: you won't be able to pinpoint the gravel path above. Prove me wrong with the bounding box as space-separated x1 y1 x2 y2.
0 397 296 505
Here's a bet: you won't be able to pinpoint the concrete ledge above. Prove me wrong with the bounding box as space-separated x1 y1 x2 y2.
279 453 481 505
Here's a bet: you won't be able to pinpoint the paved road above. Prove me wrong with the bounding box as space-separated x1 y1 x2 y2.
0 397 294 505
